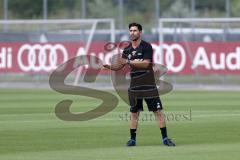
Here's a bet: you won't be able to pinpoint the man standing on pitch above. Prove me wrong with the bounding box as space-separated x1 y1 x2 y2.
103 22 175 147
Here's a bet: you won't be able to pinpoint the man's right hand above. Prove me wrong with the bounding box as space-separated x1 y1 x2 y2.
102 64 111 70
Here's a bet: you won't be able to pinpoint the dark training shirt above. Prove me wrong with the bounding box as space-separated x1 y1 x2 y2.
122 40 156 88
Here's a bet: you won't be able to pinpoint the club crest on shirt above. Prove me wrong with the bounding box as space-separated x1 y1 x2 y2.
132 51 137 56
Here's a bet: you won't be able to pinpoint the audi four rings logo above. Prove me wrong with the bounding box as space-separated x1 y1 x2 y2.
17 44 68 72
152 43 186 72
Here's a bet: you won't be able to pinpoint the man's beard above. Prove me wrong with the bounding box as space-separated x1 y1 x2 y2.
130 35 139 41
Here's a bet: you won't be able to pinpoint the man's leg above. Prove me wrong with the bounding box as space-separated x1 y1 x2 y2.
127 112 139 146
154 110 176 146
130 112 140 129
126 96 143 146
154 110 167 138
154 110 166 128
130 112 140 139
145 97 175 147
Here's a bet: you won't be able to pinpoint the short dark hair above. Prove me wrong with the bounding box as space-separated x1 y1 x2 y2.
128 22 142 31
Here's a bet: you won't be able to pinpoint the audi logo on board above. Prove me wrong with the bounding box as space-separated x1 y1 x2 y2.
17 44 68 72
152 43 186 73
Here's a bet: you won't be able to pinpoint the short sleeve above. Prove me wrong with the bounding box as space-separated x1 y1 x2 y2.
122 50 128 59
142 44 153 60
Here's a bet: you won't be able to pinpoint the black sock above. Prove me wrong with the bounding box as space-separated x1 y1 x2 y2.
160 127 168 139
130 129 137 140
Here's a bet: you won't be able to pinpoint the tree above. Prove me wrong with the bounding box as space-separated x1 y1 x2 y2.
8 0 43 19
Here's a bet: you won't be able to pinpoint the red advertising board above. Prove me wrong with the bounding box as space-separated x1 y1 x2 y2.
0 41 240 74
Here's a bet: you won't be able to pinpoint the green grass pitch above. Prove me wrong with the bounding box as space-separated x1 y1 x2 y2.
0 88 240 160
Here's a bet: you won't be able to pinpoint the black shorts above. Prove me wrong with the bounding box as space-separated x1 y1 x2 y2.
129 97 163 113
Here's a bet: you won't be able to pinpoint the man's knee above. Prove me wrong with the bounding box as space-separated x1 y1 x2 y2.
154 110 165 121
130 112 139 121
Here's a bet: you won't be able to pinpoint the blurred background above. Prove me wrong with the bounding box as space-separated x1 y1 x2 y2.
0 0 240 89
1 0 240 28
